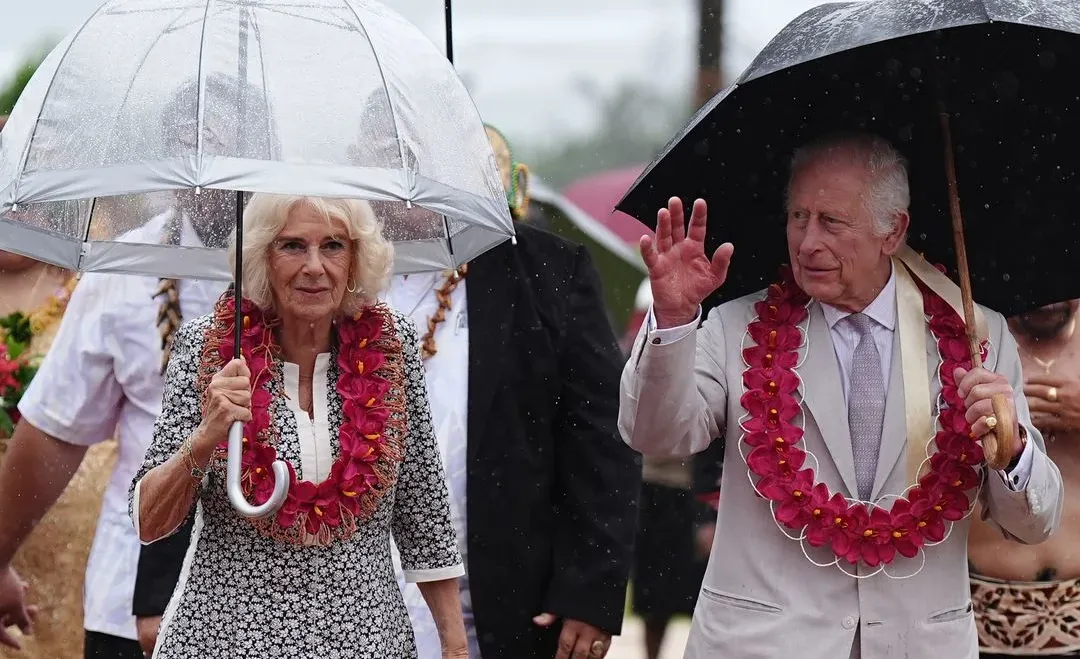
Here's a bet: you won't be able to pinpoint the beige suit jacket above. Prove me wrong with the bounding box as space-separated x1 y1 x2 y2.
618 290 1063 659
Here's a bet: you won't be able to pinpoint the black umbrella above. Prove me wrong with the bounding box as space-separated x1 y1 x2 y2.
616 0 1080 467
617 0 1080 319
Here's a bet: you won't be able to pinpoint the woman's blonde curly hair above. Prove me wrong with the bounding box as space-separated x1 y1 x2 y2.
230 194 394 315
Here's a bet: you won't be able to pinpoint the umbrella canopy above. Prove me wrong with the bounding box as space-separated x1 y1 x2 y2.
616 0 1080 317
0 0 513 280
562 164 649 248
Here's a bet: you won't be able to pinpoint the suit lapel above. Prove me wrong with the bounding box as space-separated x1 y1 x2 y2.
870 321 940 500
465 243 516 461
800 303 860 497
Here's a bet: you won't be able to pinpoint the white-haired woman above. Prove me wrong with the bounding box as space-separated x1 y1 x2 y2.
128 194 468 659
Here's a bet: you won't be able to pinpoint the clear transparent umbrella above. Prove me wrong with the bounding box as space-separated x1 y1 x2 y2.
0 0 515 518
0 0 514 280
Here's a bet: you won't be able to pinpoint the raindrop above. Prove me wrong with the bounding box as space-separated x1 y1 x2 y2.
1002 273 1011 283
919 233 927 241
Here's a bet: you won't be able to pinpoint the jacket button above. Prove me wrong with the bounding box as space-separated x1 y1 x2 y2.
842 616 857 630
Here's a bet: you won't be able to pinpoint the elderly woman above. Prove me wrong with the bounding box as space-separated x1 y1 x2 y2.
128 194 468 658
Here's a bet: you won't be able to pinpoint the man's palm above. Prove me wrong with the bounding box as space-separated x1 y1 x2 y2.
641 197 733 327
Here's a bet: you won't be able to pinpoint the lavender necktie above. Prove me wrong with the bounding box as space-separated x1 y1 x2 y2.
847 313 885 501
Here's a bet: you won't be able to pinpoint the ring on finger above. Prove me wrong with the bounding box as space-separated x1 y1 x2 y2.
985 415 998 431
589 639 607 658
1049 386 1059 403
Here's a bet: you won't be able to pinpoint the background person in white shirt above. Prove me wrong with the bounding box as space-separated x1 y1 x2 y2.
0 191 230 658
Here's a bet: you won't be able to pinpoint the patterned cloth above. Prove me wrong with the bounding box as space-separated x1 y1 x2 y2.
971 572 1080 655
846 313 886 501
129 311 463 659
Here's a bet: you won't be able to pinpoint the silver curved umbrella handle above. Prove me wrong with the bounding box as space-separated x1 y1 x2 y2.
226 420 289 518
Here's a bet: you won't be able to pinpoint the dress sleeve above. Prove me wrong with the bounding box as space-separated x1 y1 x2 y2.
128 318 207 540
389 315 465 583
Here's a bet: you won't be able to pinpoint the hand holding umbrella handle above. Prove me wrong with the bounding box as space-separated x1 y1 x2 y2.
982 394 1017 471
226 420 289 518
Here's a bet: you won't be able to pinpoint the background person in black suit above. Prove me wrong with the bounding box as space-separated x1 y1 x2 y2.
132 127 642 659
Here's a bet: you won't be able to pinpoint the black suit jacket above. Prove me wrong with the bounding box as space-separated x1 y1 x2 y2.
133 224 642 658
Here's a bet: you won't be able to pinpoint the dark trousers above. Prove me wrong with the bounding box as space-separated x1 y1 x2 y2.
84 630 144 659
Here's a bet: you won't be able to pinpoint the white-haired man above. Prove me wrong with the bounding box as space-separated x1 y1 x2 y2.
619 132 1063 659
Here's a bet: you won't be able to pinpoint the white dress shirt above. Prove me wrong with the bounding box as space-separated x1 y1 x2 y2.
644 269 1034 491
17 212 225 641
384 272 476 659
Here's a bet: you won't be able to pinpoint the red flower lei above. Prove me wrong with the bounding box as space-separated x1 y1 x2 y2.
199 295 406 547
742 266 988 571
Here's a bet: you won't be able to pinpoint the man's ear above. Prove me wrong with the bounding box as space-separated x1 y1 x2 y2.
882 210 910 255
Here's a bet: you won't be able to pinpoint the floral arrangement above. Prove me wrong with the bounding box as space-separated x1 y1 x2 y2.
0 312 39 436
202 295 406 547
742 265 986 570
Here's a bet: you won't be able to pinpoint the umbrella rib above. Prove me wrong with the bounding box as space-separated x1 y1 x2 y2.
339 0 411 200
102 8 202 163
254 5 356 31
194 0 215 169
248 10 280 156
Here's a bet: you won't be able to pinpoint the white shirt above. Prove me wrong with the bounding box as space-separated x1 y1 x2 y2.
383 272 476 659
17 213 225 641
644 271 1034 490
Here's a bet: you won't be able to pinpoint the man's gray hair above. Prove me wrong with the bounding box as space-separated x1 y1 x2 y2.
788 132 910 237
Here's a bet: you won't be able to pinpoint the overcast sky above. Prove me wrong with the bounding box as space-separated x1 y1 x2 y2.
4 0 828 149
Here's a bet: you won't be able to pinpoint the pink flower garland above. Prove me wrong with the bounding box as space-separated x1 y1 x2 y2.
207 296 404 546
742 266 987 567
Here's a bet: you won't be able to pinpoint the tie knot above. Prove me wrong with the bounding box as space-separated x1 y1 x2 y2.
848 312 875 336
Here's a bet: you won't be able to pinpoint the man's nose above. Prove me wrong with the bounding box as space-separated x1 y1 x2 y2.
798 218 824 255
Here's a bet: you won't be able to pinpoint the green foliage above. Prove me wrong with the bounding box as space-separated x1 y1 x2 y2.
0 42 54 116
522 80 691 189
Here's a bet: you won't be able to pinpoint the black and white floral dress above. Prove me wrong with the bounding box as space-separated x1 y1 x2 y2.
128 310 463 659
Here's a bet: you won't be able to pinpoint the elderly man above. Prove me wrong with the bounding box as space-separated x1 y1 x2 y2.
969 299 1080 657
619 132 1063 659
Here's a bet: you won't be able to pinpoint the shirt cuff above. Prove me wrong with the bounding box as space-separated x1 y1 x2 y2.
998 429 1035 491
645 305 702 345
404 563 466 584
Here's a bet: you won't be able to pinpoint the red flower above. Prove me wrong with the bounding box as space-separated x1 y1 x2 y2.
337 347 387 380
752 300 809 326
743 423 804 449
0 346 20 394
934 430 983 466
758 469 816 528
243 442 280 505
338 309 384 347
830 506 897 567
885 498 927 558
276 472 316 529
748 322 802 351
805 491 849 547
742 345 799 370
938 337 971 363
748 444 806 480
923 453 979 499
340 376 391 407
741 391 801 424
308 480 342 533
929 314 965 338
743 367 800 399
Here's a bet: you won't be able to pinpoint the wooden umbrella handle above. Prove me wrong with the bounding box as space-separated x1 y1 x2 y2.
983 394 1017 471
940 109 1015 471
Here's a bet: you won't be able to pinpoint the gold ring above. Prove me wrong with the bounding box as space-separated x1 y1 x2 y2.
590 640 607 657
985 415 998 430
1049 386 1059 403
